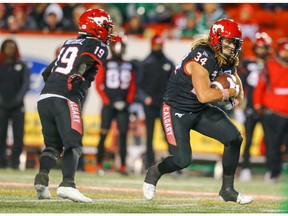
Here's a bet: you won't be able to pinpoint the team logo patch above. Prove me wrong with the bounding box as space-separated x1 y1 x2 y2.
212 24 224 34
89 16 111 27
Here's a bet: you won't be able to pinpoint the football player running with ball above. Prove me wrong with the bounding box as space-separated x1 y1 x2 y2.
142 18 253 204
34 9 117 203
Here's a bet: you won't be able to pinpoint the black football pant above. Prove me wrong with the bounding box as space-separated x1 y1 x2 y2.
37 97 83 186
0 107 24 169
157 103 242 177
97 105 129 167
242 108 261 169
261 109 288 178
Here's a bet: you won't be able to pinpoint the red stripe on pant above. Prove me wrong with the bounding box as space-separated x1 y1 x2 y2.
162 103 177 146
67 100 83 135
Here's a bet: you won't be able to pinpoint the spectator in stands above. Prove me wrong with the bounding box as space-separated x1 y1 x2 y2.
198 3 227 35
29 3 48 30
172 3 199 31
65 4 86 32
253 37 288 183
126 15 144 35
7 5 37 33
0 39 30 169
42 3 67 33
95 37 137 176
177 12 201 39
238 32 272 182
261 3 288 11
0 4 7 29
236 4 259 41
137 34 174 169
88 3 124 31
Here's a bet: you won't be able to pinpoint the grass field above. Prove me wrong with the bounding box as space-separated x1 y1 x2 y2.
0 168 287 214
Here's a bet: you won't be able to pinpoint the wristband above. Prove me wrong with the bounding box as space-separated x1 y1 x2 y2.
220 89 229 101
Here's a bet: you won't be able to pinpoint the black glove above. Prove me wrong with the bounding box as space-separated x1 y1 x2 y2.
67 74 85 90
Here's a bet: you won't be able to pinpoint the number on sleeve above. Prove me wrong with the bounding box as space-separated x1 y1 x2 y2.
94 46 105 58
194 52 208 66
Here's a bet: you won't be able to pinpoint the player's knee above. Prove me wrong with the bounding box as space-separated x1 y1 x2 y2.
65 146 82 157
174 154 192 169
228 134 243 148
40 147 61 161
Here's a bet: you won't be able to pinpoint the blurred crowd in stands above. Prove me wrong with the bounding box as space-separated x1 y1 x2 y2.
0 3 287 37
1 3 288 59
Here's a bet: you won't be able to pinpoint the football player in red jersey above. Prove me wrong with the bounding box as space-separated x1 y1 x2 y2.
34 9 118 203
238 32 272 182
253 38 288 183
143 19 254 204
95 36 136 176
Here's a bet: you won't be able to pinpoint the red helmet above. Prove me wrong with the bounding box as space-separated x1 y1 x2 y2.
254 32 272 47
277 38 288 52
209 18 243 57
79 9 114 44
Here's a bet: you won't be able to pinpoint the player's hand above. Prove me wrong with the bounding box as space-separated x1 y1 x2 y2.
227 77 240 97
254 105 263 116
144 96 152 106
67 74 85 90
113 101 127 111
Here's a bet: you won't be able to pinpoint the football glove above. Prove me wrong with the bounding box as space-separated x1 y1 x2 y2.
227 77 240 97
218 97 239 110
67 74 85 90
113 101 127 111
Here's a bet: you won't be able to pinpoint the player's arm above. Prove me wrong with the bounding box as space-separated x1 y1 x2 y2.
42 59 56 82
233 69 244 103
186 61 237 103
95 65 110 105
68 55 99 86
126 69 137 104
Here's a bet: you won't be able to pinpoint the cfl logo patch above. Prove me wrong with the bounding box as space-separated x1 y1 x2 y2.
175 113 184 118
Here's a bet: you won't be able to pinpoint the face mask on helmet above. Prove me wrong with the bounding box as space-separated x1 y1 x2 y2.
209 19 243 64
78 9 114 45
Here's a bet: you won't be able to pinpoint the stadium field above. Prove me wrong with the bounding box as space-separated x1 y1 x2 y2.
0 168 286 214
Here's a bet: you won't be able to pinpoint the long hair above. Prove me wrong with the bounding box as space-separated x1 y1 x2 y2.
191 35 239 67
0 39 21 65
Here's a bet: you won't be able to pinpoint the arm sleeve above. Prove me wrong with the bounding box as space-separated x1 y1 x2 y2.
126 70 137 104
136 61 149 102
95 65 110 104
42 59 56 82
253 68 268 107
71 55 98 76
16 63 30 102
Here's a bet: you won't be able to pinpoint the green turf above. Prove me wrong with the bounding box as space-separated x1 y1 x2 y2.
0 168 286 213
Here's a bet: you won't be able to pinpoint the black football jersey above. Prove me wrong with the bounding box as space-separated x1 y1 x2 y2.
163 44 236 113
238 58 264 109
102 59 135 102
41 37 108 105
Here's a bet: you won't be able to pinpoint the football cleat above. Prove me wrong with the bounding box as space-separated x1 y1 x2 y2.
219 192 253 205
236 193 254 204
57 186 92 203
142 182 156 200
34 172 51 199
35 184 51 200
